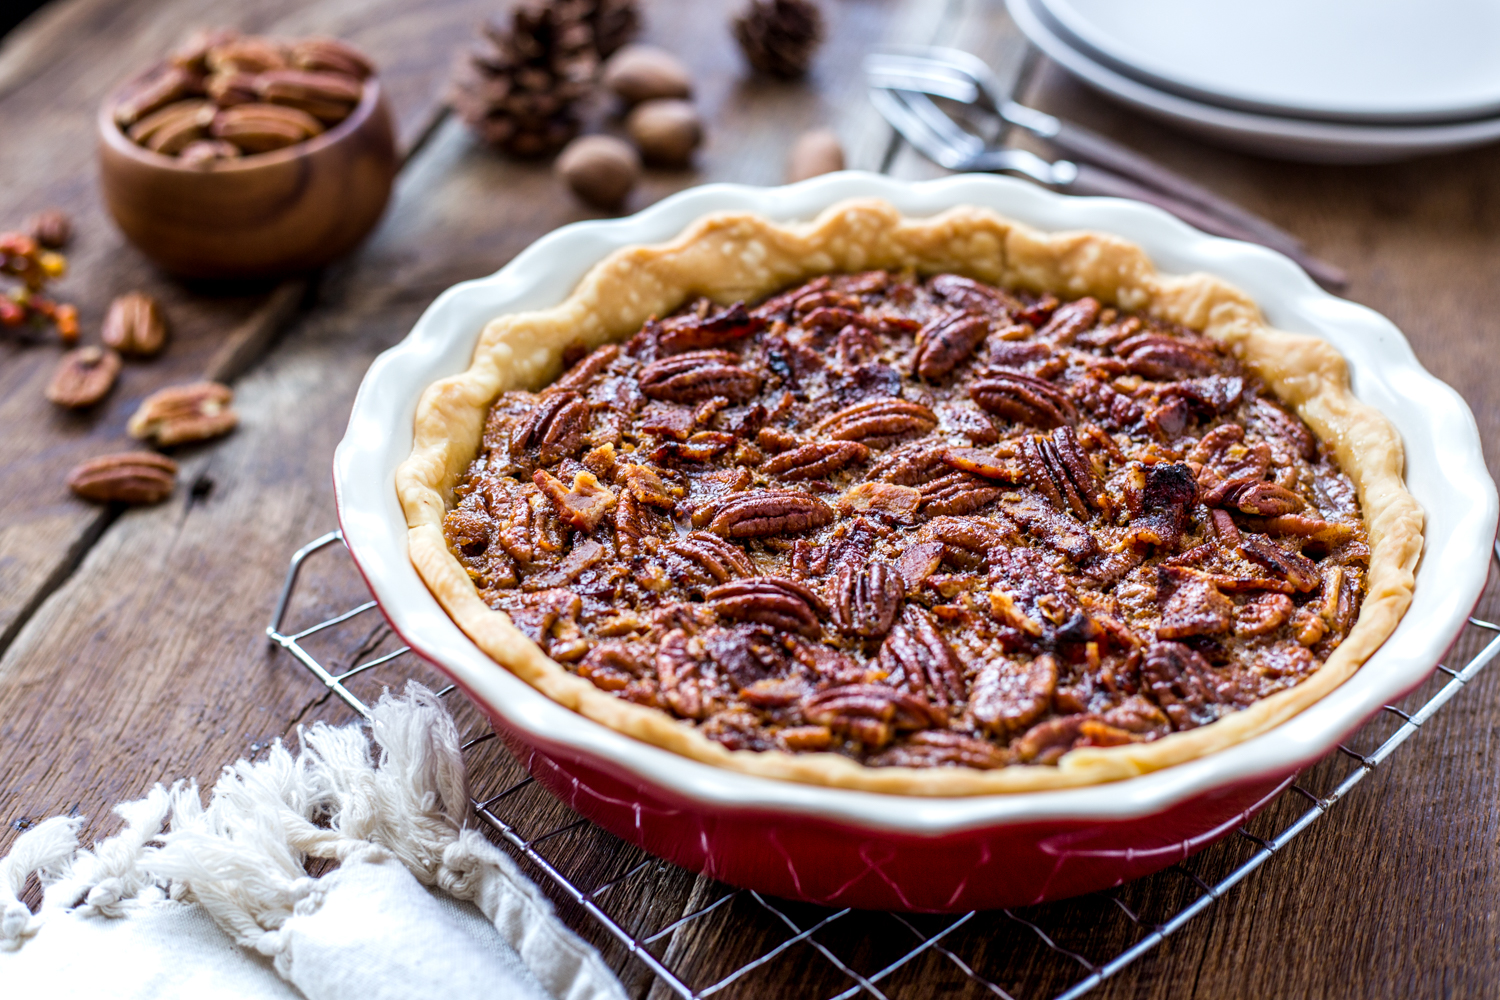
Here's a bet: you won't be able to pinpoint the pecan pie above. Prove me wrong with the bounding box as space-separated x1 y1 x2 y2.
399 200 1422 794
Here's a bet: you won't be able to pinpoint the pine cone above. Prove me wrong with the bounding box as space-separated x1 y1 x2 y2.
450 1 600 157
577 0 640 59
733 0 824 79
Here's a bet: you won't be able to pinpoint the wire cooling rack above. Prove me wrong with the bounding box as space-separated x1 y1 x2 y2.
267 530 1500 1000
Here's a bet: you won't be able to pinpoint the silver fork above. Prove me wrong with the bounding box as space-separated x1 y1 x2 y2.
867 52 1348 290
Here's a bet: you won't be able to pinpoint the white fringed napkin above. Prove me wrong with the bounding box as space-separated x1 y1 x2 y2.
0 684 628 1000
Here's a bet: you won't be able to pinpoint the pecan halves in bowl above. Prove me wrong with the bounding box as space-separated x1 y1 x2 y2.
969 371 1077 428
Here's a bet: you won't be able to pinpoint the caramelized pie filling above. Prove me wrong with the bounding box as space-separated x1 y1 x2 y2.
443 271 1368 769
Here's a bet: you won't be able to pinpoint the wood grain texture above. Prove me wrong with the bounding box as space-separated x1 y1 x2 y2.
1 0 1498 997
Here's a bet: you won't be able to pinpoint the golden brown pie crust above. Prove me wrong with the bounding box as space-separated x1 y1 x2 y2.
396 199 1423 795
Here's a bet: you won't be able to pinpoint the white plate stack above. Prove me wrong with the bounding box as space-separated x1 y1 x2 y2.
1006 0 1500 162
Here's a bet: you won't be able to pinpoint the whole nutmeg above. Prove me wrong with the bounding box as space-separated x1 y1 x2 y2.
626 99 702 167
103 291 169 357
786 127 844 182
601 45 693 105
556 135 641 210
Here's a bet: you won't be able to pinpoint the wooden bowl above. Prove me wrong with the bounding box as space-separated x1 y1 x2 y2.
98 73 397 279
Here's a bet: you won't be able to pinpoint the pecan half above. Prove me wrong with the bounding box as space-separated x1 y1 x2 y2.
707 576 824 635
638 350 761 404
1157 566 1234 639
656 629 710 719
1189 423 1270 490
211 103 323 153
912 312 989 379
927 273 1019 317
290 37 375 79
1141 641 1250 730
706 490 834 539
1239 534 1321 591
813 398 938 446
255 68 363 122
206 37 288 74
658 301 765 353
800 683 935 748
829 560 904 638
102 291 168 357
868 444 948 485
760 440 868 480
46 346 121 408
1035 296 1100 344
1205 480 1305 516
578 640 654 691
126 382 238 446
66 452 178 505
1114 332 1220 379
114 66 199 126
533 469 616 531
877 605 966 719
970 653 1057 735
612 491 657 558
872 730 1010 769
666 531 755 584
206 71 260 108
1234 592 1294 637
522 538 607 591
552 343 619 392
1249 397 1316 462
969 371 1077 428
917 471 1005 519
1019 428 1100 520
127 99 216 155
511 390 589 465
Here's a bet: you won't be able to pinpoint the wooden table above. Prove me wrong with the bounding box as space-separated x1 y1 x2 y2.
2 1 1497 997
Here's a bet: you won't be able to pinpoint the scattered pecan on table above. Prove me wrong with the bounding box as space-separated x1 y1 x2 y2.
443 270 1370 769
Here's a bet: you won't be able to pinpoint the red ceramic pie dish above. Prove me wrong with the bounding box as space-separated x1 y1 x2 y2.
334 174 1495 911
